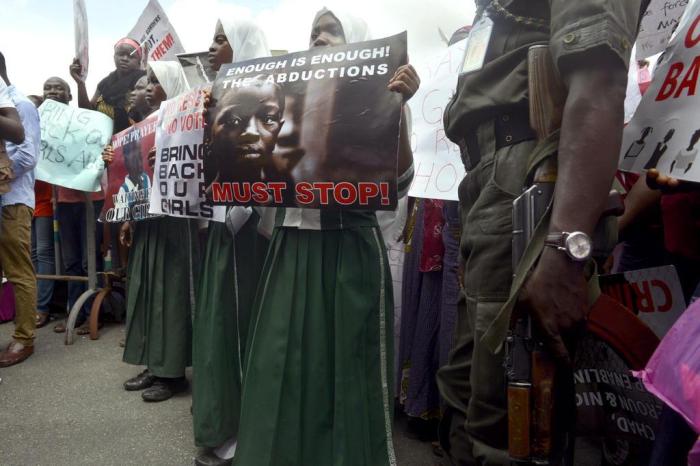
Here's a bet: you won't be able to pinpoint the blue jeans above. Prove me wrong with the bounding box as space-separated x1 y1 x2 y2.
31 215 55 313
56 201 104 317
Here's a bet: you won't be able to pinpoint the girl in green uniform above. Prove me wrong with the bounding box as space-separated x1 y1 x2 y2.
120 61 199 403
233 8 419 466
192 18 272 466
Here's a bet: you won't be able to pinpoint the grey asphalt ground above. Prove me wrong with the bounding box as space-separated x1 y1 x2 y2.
0 320 441 466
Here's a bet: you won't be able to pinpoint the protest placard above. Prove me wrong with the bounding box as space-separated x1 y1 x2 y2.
619 2 700 182
573 332 662 465
601 265 686 338
205 33 407 210
407 40 466 201
178 51 216 88
73 0 89 81
636 0 690 60
36 99 112 191
128 0 184 63
149 86 223 221
100 114 159 223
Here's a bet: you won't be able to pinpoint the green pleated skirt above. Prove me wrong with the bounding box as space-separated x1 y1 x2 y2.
233 226 396 466
192 215 269 448
122 216 198 378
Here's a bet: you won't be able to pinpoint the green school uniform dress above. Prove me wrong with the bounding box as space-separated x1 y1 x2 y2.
233 166 413 466
122 216 198 378
192 211 269 448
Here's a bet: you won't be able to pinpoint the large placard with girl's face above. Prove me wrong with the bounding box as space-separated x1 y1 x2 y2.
205 32 407 210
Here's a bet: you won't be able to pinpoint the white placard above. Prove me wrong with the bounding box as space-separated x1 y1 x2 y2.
407 40 467 201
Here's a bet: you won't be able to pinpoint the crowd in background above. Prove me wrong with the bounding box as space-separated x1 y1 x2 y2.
1 2 700 466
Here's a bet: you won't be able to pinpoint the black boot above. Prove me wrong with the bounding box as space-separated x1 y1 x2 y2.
142 376 188 402
124 369 156 391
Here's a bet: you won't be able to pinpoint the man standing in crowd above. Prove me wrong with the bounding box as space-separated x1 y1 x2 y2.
437 1 649 464
0 51 40 367
0 90 23 146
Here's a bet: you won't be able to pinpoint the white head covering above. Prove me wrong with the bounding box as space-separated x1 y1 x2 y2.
312 7 371 44
148 61 189 98
218 18 271 63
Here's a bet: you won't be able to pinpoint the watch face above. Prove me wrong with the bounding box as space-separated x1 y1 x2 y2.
565 232 592 261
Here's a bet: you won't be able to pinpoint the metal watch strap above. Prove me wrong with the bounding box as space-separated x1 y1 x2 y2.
544 232 566 249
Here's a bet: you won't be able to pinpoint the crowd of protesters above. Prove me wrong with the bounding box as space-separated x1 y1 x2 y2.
1 2 700 466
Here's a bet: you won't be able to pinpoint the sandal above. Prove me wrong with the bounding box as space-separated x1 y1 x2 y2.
36 312 51 328
53 322 66 333
76 321 103 335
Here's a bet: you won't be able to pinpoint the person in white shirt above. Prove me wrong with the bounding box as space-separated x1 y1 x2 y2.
0 52 40 368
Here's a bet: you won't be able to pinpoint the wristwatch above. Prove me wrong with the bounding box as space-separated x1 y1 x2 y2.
544 231 592 262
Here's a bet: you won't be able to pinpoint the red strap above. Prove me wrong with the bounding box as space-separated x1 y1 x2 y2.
586 293 660 371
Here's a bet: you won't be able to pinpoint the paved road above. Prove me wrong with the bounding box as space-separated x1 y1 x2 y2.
0 320 439 466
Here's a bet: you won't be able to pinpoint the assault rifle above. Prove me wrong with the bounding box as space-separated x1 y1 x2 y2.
505 44 564 465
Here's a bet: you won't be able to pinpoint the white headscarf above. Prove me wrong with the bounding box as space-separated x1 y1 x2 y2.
312 7 371 44
148 61 189 98
218 18 271 63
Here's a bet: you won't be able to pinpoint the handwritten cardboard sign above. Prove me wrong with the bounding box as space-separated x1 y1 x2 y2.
407 40 467 201
636 0 690 60
36 99 112 192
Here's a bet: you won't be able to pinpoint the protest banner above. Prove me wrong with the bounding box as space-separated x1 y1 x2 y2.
178 51 216 88
636 0 690 59
407 40 466 201
572 331 662 465
619 2 700 182
36 99 112 192
150 86 223 221
601 265 687 338
128 0 184 63
205 33 407 210
73 0 89 80
100 114 159 223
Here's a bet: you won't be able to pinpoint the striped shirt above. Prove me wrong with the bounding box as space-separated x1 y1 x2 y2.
275 164 414 230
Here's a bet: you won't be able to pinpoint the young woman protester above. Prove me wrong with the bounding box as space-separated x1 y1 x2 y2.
112 61 199 402
233 8 419 466
192 18 272 466
71 38 146 133
127 75 155 125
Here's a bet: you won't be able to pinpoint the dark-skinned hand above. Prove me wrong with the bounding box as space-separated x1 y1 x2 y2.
388 64 420 102
517 247 588 366
147 146 156 169
646 168 681 191
201 88 212 122
69 58 84 84
101 145 114 166
646 168 699 193
119 221 133 248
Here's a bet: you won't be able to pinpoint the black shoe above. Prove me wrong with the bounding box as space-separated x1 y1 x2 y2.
142 377 188 402
194 449 232 466
124 369 156 391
